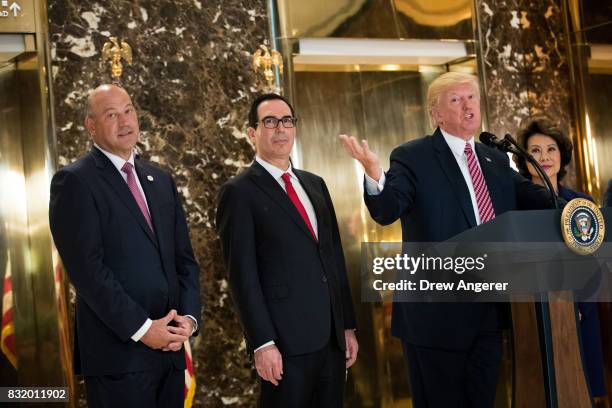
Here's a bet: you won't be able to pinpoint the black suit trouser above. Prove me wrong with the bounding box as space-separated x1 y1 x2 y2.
84 356 183 408
403 306 502 408
259 339 345 408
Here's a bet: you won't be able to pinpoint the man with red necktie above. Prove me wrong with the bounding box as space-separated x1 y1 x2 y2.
216 93 358 407
49 84 201 407
340 72 555 407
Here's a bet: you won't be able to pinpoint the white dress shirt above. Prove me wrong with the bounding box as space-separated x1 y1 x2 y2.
253 156 319 352
255 156 318 238
364 129 487 225
95 144 150 212
94 144 198 342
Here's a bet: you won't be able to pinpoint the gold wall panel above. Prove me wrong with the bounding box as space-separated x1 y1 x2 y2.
393 0 472 39
0 0 70 396
394 0 471 27
293 69 446 407
565 0 612 202
582 72 612 201
0 0 35 33
277 0 400 39
0 52 67 388
275 0 472 40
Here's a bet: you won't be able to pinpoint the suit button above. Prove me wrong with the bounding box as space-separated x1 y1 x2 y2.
322 276 328 283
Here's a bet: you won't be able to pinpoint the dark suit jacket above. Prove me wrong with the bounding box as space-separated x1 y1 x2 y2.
365 128 554 350
49 147 201 376
216 161 356 357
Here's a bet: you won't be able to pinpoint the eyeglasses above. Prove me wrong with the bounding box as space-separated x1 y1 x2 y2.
258 116 298 129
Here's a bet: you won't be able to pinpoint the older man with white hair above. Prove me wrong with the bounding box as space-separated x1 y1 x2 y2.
340 72 554 407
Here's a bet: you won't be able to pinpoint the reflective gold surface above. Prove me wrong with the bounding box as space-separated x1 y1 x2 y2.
275 0 472 40
565 0 612 203
393 0 472 39
293 69 420 407
0 0 72 398
393 0 471 27
0 0 35 33
277 0 399 39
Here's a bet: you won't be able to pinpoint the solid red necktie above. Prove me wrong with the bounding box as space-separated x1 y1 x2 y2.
281 173 317 240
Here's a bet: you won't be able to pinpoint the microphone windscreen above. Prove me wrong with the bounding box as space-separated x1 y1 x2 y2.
479 132 498 147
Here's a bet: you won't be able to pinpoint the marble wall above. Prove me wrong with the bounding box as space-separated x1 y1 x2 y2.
476 0 577 186
48 0 267 406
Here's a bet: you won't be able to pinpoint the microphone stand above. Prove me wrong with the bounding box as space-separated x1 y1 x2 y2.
504 133 561 408
503 134 559 209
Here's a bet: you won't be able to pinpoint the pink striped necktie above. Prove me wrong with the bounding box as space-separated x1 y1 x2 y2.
464 143 496 223
121 162 155 233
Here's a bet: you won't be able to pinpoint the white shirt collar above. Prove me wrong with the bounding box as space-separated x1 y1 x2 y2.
94 143 135 172
255 156 296 181
440 128 475 157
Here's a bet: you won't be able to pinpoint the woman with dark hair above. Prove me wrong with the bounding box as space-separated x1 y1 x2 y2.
514 118 583 199
515 117 607 399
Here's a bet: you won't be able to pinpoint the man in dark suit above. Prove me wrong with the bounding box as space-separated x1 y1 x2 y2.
49 84 201 407
216 93 358 407
340 72 554 407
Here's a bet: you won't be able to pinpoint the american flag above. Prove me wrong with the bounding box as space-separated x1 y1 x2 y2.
184 339 196 407
1 249 197 406
1 253 16 369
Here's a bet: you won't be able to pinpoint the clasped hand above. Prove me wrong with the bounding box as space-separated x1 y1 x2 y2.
140 309 194 351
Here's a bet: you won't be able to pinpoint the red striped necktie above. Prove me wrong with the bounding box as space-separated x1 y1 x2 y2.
281 173 317 240
464 143 496 223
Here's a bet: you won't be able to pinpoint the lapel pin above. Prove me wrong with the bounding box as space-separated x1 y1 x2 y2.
147 175 154 181
485 157 492 162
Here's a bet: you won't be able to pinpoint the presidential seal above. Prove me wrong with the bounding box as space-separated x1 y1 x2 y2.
561 198 605 255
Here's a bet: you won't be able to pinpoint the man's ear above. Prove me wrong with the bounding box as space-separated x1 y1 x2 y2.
432 107 442 126
85 115 95 137
247 127 256 144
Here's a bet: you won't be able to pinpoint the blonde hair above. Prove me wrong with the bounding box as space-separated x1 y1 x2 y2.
426 72 480 129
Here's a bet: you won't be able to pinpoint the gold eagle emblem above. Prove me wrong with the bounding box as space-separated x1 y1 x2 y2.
252 45 283 90
102 37 133 80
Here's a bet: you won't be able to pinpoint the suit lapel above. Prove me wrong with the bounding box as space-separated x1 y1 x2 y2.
134 160 163 248
432 129 477 228
92 148 158 248
474 143 504 214
293 169 325 241
249 162 318 242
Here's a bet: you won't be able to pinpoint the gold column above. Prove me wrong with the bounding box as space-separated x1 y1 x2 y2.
563 0 605 202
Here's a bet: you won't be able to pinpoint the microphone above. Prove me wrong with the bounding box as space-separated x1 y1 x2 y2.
479 132 521 155
479 131 559 209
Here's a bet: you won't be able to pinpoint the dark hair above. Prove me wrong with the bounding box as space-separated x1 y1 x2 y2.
248 93 296 128
513 117 573 182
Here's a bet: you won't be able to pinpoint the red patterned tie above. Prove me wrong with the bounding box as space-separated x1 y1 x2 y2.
464 143 496 223
281 173 317 240
121 162 155 233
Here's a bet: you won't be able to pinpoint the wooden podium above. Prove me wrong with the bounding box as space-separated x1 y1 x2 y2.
448 208 612 408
